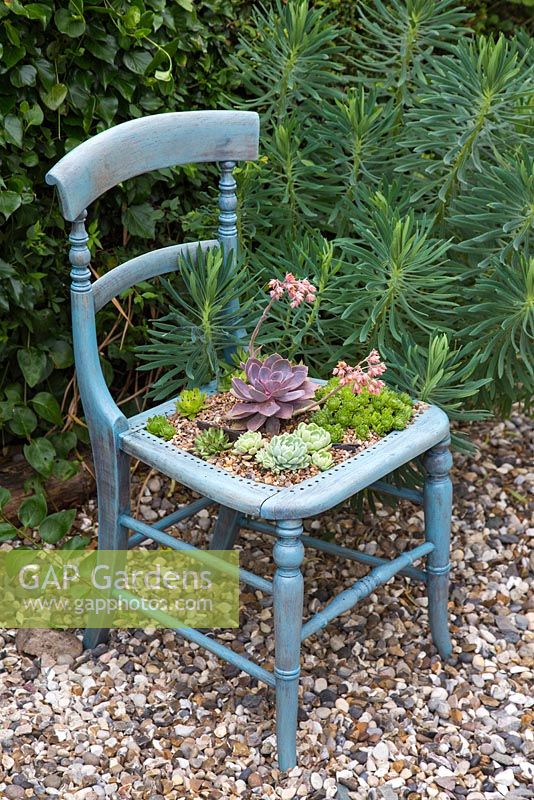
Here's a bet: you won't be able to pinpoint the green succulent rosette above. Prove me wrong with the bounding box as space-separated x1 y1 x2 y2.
234 431 265 455
255 432 310 473
311 449 334 471
295 422 332 452
194 428 231 458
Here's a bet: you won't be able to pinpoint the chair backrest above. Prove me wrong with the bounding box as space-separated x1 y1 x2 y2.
46 110 260 435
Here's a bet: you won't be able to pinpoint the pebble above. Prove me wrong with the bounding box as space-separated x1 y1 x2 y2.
4 787 26 800
372 742 389 763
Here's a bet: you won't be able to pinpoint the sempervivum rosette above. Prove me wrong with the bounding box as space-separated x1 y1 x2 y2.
228 354 317 433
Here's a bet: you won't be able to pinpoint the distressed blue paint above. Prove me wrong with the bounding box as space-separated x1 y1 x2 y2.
67 211 129 650
48 111 454 770
93 240 219 312
273 519 304 772
218 160 238 258
209 506 241 550
423 437 453 659
45 111 260 220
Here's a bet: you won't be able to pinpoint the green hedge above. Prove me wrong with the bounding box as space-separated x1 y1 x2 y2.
0 0 250 469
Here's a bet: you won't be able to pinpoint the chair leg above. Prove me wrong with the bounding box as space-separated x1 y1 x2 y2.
273 519 304 771
83 440 130 650
422 436 453 660
210 505 241 550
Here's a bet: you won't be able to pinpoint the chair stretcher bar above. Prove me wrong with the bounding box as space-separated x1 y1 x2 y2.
239 517 428 583
112 588 275 688
127 496 214 547
370 480 423 504
300 541 434 640
120 513 272 594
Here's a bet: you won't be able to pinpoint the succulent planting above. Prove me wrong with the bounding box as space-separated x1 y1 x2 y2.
228 354 317 434
233 431 265 455
295 422 331 452
194 428 232 458
176 388 207 419
311 449 335 471
145 415 175 441
312 382 412 440
255 432 311 473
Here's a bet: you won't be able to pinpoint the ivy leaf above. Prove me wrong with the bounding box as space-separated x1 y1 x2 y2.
54 8 86 38
49 431 77 459
31 392 63 426
0 191 22 219
23 103 44 127
17 348 48 387
39 509 76 544
48 340 74 369
155 69 173 82
4 115 23 147
8 406 37 437
86 35 117 65
0 522 19 542
19 494 47 529
34 56 55 90
123 6 142 29
123 50 152 75
96 96 119 126
23 4 53 25
61 534 91 550
42 83 68 111
23 438 56 476
176 0 193 10
122 203 162 238
2 45 26 70
52 459 79 481
0 487 12 510
10 64 37 87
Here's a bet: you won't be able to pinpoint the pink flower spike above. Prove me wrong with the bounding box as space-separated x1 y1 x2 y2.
367 349 381 364
268 278 285 299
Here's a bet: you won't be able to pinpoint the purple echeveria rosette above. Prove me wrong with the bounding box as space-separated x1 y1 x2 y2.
228 354 317 433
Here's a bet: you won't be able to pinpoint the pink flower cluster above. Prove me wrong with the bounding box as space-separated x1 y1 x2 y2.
332 350 387 395
268 273 317 307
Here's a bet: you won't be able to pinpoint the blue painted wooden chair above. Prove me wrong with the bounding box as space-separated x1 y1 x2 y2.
46 111 453 771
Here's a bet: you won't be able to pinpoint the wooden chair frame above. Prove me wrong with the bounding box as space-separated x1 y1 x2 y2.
46 111 453 770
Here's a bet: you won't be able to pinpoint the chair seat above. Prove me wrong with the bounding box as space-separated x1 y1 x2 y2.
121 393 449 520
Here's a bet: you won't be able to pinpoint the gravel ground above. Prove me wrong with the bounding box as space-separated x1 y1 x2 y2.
0 413 532 799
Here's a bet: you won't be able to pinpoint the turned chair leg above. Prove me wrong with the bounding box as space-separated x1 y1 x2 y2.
273 519 304 771
83 440 130 650
422 436 453 659
210 505 241 550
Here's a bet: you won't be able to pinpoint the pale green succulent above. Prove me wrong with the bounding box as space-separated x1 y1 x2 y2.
295 422 331 452
234 431 265 455
311 449 334 471
255 432 310 473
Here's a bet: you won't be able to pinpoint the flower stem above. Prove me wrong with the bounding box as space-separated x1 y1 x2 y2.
249 296 276 358
293 384 341 417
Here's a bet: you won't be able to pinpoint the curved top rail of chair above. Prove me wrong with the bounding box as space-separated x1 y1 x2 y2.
45 110 260 221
